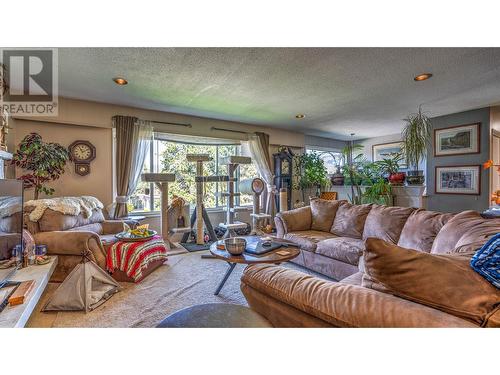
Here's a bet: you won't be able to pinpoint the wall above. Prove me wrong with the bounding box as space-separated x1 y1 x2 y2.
14 119 113 204
356 133 402 161
6 97 310 206
305 135 347 150
426 107 491 213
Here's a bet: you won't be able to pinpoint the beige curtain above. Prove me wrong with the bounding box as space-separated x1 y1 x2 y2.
248 132 276 220
113 115 153 218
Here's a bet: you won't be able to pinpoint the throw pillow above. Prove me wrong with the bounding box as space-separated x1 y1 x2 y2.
362 238 500 326
310 198 342 232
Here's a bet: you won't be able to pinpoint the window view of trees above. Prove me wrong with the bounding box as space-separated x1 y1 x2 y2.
130 137 258 212
306 148 343 174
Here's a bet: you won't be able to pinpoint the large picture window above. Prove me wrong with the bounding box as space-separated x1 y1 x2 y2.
129 134 258 213
305 147 343 174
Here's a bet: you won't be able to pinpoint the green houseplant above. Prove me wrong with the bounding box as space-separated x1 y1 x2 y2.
11 133 70 199
401 106 432 185
294 152 330 200
375 152 405 185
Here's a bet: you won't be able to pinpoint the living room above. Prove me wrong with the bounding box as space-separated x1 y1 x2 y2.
2 2 499 374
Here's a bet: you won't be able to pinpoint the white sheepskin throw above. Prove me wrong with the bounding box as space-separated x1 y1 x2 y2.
24 196 104 222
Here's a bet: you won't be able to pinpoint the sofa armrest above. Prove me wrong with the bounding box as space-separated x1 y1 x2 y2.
101 220 128 234
33 231 106 264
241 264 477 328
275 206 312 237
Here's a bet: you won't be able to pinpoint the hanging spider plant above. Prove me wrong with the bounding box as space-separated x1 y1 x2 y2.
401 106 432 185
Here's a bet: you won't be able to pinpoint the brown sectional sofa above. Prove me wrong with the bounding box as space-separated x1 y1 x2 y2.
241 199 500 327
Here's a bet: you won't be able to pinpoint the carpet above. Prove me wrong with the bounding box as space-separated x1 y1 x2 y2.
27 250 324 328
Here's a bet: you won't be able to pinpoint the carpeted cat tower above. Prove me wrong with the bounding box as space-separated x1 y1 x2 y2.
43 253 121 313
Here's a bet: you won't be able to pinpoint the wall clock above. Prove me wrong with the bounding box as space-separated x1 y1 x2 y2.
68 140 96 176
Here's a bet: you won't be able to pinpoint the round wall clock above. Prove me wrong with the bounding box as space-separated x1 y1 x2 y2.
68 140 96 176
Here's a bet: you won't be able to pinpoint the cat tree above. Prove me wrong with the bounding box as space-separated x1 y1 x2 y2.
181 154 229 245
141 173 176 245
239 177 269 235
218 156 252 238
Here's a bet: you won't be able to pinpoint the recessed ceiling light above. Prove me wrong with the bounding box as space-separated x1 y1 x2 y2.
295 114 306 119
113 77 128 85
414 73 433 82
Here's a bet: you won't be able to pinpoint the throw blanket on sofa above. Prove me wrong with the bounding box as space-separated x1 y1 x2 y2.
106 236 168 282
471 232 500 288
24 196 104 222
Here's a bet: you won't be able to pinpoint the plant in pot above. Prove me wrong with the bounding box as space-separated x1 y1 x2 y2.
375 152 405 185
11 133 70 199
340 143 366 204
401 107 431 185
295 152 330 201
362 178 392 205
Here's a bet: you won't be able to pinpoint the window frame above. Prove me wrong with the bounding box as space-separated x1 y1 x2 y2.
132 136 256 214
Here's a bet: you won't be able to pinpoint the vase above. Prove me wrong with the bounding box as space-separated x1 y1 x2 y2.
330 167 345 185
406 170 425 185
388 172 406 185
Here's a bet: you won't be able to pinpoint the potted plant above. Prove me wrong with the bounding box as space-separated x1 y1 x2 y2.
295 152 330 200
11 133 70 199
401 106 432 185
375 152 405 185
362 178 392 205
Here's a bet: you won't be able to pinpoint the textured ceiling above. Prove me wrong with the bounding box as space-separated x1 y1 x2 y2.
57 48 500 140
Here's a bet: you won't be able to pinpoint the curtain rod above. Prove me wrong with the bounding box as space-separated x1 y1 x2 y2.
210 126 250 135
148 120 192 128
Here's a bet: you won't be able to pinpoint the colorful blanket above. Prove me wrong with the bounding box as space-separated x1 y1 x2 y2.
470 232 500 289
106 236 168 282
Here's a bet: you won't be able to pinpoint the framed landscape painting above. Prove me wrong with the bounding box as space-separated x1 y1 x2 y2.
435 165 481 195
434 123 480 156
372 142 406 168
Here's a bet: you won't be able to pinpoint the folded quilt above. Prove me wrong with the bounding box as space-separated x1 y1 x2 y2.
471 232 500 288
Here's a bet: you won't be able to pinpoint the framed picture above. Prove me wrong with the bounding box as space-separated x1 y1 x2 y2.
372 142 406 168
435 165 481 195
434 123 480 156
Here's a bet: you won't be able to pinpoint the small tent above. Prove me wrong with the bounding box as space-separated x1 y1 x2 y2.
43 260 121 312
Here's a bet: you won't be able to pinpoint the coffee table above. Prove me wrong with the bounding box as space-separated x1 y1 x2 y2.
209 236 300 295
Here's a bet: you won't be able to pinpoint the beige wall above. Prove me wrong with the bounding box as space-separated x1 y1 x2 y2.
6 97 312 206
13 119 113 204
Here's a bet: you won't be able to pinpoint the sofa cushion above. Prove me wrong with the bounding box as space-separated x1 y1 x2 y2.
37 208 105 232
315 237 364 265
284 230 337 252
397 209 454 252
339 271 364 286
67 222 104 235
242 264 477 327
330 202 372 239
362 205 415 244
453 218 500 254
277 206 312 233
431 211 484 254
362 238 500 326
310 198 342 232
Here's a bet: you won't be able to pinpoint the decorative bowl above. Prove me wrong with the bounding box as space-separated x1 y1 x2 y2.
115 230 157 242
224 237 246 255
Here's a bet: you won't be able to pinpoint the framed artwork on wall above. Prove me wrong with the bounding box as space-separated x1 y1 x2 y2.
372 142 406 168
435 165 481 195
434 123 480 156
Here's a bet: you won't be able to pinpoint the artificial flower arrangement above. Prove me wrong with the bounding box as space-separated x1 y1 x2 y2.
483 160 500 204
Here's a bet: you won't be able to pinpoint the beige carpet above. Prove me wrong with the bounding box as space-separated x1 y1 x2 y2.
27 250 316 328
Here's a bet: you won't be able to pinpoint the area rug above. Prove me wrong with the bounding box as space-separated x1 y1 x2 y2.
27 251 325 328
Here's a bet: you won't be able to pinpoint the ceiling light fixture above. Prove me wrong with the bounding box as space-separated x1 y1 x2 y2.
113 77 128 85
295 114 306 119
414 73 433 82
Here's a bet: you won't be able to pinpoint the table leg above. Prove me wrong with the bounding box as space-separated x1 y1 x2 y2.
214 262 236 295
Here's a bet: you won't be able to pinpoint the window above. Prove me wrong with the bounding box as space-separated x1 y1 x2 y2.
129 134 258 213
305 147 343 174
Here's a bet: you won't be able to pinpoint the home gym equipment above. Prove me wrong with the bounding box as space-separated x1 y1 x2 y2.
239 177 270 235
218 156 252 238
181 154 229 245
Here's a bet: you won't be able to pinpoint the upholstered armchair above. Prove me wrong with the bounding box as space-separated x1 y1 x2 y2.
24 206 134 282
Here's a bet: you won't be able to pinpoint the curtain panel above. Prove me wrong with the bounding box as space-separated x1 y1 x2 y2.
248 132 276 220
113 115 153 218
